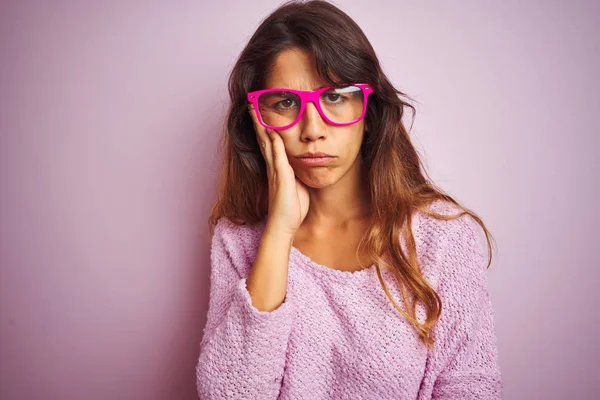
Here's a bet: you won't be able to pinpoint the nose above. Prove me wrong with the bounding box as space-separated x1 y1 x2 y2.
300 101 326 141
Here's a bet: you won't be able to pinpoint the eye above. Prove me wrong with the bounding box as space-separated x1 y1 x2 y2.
322 92 348 105
275 98 297 109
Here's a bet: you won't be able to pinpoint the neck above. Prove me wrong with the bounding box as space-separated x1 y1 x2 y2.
304 156 371 230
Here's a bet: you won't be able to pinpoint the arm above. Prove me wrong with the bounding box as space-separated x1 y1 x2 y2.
422 214 503 399
195 218 295 400
246 222 295 312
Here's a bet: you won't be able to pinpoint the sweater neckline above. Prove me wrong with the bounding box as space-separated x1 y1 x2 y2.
289 244 377 280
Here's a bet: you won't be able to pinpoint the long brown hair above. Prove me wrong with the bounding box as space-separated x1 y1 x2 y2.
208 0 495 350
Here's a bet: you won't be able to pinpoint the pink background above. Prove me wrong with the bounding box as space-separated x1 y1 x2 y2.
1 1 598 399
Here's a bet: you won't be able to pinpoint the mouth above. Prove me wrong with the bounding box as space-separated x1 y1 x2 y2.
295 156 336 166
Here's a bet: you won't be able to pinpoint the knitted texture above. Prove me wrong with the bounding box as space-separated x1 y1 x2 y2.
196 200 502 399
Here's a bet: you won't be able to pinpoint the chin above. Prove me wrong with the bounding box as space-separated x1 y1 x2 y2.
296 169 338 189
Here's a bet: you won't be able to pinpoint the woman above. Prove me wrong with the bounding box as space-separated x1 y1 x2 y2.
196 1 502 399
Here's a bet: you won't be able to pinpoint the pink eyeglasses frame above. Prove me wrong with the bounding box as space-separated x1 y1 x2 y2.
247 83 373 130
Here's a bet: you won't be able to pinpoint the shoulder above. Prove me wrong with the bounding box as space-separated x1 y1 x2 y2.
413 199 482 246
410 199 486 285
212 216 263 243
211 216 267 277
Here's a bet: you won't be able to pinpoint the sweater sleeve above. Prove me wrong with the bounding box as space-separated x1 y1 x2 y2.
419 214 503 399
195 218 295 400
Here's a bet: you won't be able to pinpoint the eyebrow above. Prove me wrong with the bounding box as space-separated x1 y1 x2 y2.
266 84 335 91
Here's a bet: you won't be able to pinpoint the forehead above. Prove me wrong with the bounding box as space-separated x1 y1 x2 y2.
265 48 334 90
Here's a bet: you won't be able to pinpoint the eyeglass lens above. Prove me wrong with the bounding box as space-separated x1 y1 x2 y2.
257 85 364 128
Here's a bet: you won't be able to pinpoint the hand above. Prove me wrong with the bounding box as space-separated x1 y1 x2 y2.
248 104 310 237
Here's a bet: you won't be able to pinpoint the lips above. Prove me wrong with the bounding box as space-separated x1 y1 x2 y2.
296 152 334 158
295 155 335 166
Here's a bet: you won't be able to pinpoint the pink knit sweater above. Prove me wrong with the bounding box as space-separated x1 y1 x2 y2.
195 200 503 399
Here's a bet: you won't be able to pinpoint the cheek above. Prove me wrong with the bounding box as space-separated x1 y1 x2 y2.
277 126 364 161
341 129 365 156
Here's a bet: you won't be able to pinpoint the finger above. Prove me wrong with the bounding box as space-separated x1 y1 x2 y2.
269 129 292 183
248 104 274 176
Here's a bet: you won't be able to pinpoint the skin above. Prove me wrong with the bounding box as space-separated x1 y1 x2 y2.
258 48 373 270
244 46 376 311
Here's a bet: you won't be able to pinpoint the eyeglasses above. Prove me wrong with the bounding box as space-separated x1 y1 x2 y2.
247 83 373 130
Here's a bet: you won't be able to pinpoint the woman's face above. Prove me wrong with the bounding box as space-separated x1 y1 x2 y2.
263 48 367 189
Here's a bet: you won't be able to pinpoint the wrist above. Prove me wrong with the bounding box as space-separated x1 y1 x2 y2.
264 223 296 244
